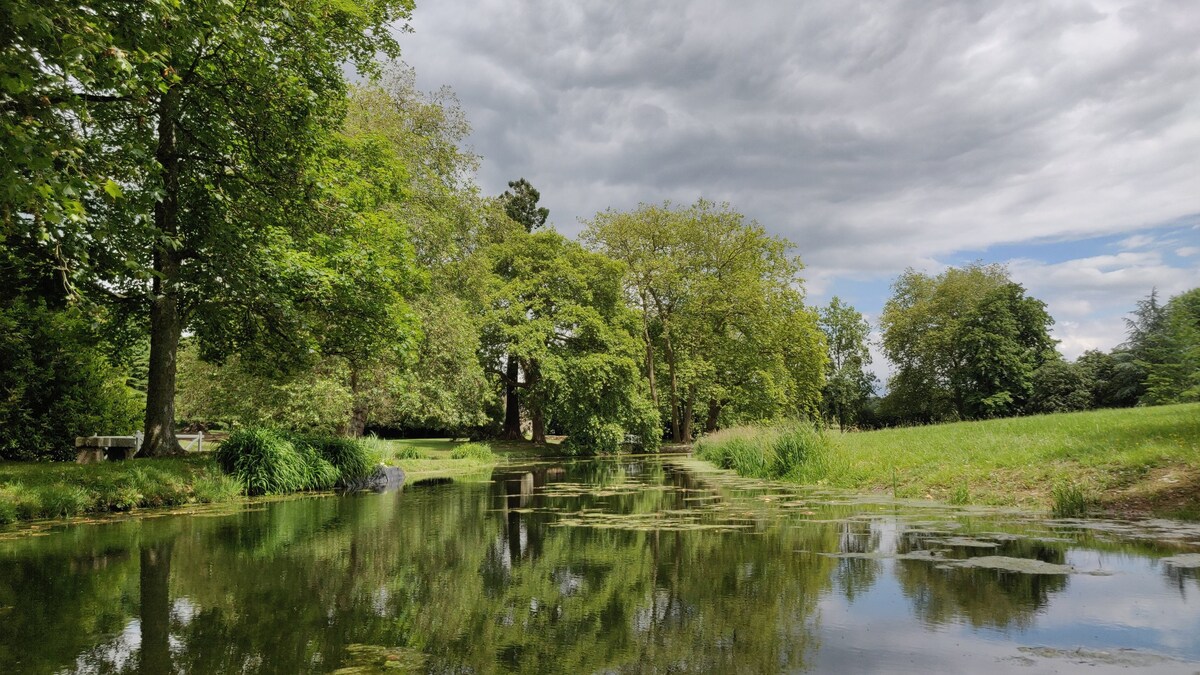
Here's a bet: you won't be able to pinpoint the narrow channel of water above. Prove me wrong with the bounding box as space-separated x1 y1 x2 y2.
1 457 1197 673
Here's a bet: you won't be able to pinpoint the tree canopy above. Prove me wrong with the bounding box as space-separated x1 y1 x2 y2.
584 200 825 442
818 298 876 430
880 263 1055 422
3 0 417 455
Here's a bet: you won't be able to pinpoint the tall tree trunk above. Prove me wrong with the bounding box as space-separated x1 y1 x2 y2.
139 541 173 674
527 361 546 445
681 387 695 443
640 291 658 408
347 367 368 437
650 293 681 442
501 355 522 440
142 87 183 458
661 319 681 443
704 398 721 433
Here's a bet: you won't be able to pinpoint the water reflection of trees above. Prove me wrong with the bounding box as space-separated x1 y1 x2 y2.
1 460 1190 673
834 521 882 602
894 532 1069 629
0 463 836 672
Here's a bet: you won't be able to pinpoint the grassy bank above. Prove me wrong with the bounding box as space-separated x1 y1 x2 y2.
0 434 574 525
696 403 1200 518
0 457 242 524
368 437 562 480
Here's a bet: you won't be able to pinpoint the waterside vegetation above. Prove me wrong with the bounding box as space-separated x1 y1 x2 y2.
696 402 1200 519
0 435 520 524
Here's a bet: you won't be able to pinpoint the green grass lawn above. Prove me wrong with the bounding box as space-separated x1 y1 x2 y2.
365 436 565 480
699 403 1200 518
836 403 1199 507
0 456 241 524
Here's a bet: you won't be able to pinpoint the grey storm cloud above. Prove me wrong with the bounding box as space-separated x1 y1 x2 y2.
399 0 1200 288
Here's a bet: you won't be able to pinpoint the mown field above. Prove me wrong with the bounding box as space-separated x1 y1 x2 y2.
697 403 1200 518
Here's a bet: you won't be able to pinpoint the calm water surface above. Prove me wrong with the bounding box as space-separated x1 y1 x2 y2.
1 457 1198 674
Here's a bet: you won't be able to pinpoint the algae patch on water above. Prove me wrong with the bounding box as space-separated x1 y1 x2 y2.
333 643 427 673
927 536 1001 548
937 555 1112 576
551 510 752 533
1017 646 1184 668
1160 553 1200 568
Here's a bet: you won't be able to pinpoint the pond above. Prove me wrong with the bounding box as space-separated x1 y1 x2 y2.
1 456 1198 673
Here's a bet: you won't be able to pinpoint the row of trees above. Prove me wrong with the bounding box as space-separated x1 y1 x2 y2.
820 263 1200 429
2 2 1195 459
2 0 827 458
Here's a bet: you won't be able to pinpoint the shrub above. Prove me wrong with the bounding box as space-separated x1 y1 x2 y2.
449 442 496 461
215 427 379 494
695 428 776 478
215 428 310 495
296 443 341 490
392 445 428 460
128 466 190 507
40 484 92 518
0 500 16 525
191 473 244 504
695 424 841 484
0 482 43 520
298 434 376 482
0 302 142 461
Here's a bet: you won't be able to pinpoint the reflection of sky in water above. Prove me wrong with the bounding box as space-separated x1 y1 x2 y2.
1018 552 1200 655
813 524 1200 674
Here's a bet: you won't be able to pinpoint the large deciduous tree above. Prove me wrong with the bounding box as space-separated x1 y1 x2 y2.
818 297 876 431
4 0 415 455
482 231 657 451
584 200 825 442
880 264 1055 422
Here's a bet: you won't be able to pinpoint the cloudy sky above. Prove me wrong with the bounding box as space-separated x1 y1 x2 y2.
397 0 1200 368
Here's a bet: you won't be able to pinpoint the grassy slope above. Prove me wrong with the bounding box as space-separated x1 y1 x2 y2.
827 403 1200 516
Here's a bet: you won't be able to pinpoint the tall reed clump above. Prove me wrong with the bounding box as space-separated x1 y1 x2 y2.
215 427 377 495
297 434 378 483
449 442 496 461
1050 481 1092 518
695 423 843 484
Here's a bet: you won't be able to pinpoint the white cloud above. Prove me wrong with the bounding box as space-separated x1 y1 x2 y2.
1008 249 1197 358
396 0 1200 362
